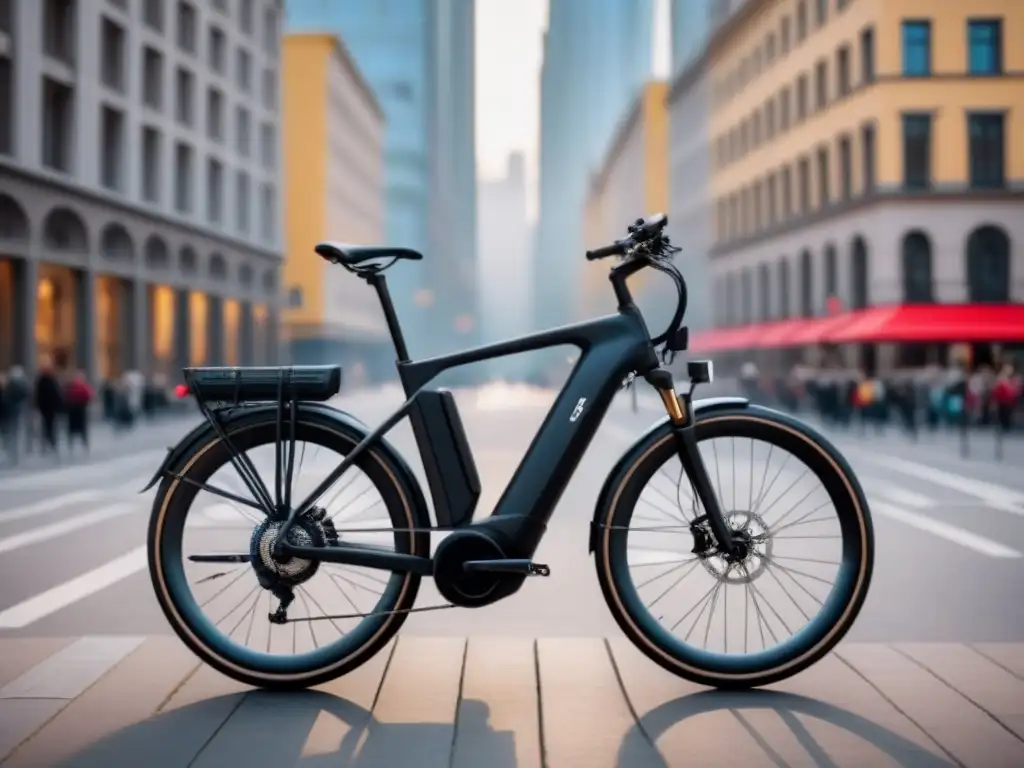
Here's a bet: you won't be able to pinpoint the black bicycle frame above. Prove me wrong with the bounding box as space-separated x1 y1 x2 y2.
264 261 734 572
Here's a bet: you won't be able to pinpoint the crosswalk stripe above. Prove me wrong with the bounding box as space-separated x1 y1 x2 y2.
0 490 106 525
0 503 139 555
870 499 1022 559
0 547 148 629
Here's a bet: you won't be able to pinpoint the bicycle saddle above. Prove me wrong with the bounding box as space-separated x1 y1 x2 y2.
314 242 423 266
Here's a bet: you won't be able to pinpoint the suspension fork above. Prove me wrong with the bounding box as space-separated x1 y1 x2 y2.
644 368 736 554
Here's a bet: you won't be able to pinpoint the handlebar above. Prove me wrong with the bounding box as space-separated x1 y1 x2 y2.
585 213 668 261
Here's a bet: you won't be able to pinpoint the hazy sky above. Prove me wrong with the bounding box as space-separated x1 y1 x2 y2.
475 0 672 223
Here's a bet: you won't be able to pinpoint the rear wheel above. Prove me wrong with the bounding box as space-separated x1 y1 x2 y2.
595 405 874 689
147 409 430 690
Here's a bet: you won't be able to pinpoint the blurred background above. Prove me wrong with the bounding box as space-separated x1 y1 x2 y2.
0 0 1021 445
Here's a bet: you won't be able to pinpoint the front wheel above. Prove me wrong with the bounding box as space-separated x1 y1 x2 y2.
595 404 874 689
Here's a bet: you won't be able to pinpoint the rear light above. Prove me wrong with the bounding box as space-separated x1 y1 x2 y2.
174 383 190 399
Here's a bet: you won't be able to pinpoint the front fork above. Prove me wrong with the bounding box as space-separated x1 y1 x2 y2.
644 366 737 555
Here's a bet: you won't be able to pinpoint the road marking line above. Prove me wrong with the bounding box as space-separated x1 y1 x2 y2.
871 483 933 509
0 503 138 555
0 635 145 699
0 490 106 525
856 451 1024 515
0 449 168 491
870 499 1021 559
0 547 148 629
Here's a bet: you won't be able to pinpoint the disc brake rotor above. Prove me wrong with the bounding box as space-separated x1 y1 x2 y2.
699 511 773 584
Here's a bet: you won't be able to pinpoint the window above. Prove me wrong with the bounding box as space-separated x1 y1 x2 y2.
142 48 163 110
799 250 813 317
817 146 830 205
814 60 828 110
798 156 811 213
967 112 1005 188
766 99 776 139
729 195 739 237
753 180 764 230
235 170 250 233
0 58 12 155
823 245 837 299
740 270 753 324
766 32 776 63
796 75 808 120
901 231 934 302
174 141 193 213
100 105 125 191
236 48 252 92
782 165 793 217
143 0 163 32
262 7 278 57
837 46 851 96
206 157 223 224
778 259 791 318
780 87 791 129
262 69 277 110
815 0 828 27
260 184 275 240
838 134 852 199
767 173 778 223
175 67 194 126
860 27 875 84
968 20 1002 75
901 113 932 189
42 77 74 172
260 123 275 169
796 2 808 42
44 0 76 65
850 237 869 309
740 188 751 235
236 106 251 157
100 18 126 92
208 27 226 74
861 123 876 192
141 126 161 203
240 0 254 35
966 225 1010 303
902 20 931 76
177 2 196 55
752 111 762 147
780 17 791 54
207 88 223 141
758 263 772 321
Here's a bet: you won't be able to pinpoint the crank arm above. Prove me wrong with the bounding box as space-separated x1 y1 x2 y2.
188 553 251 563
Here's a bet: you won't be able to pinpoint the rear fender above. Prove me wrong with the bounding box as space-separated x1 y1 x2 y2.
140 402 382 495
588 396 749 553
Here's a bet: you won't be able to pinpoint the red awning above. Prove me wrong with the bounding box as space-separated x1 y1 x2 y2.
755 318 815 348
689 325 763 353
787 313 861 345
825 304 1024 344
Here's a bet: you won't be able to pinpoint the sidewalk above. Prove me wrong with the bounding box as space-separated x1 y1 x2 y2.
0 634 1020 766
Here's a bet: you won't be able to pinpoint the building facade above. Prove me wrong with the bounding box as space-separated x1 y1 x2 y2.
284 0 477 358
534 0 655 335
0 0 285 382
706 0 1023 365
281 34 390 382
478 153 531 380
670 0 711 73
581 82 669 322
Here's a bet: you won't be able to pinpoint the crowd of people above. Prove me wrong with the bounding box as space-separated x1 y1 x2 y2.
0 351 176 468
738 358 1023 438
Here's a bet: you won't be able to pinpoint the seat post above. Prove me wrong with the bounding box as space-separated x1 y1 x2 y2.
365 272 410 362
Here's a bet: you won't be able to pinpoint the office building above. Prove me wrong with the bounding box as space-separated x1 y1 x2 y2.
478 153 531 379
700 0 1023 368
534 0 654 334
281 33 390 382
284 0 477 357
0 0 285 381
581 82 669 321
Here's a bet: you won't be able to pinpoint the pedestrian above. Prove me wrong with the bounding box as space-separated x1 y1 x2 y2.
0 366 30 465
63 369 94 453
992 364 1020 435
33 356 63 457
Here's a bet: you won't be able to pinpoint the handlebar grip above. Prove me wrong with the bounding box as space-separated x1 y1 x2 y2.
585 240 629 260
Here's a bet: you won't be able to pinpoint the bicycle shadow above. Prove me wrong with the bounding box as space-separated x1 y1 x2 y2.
58 692 518 768
618 689 956 768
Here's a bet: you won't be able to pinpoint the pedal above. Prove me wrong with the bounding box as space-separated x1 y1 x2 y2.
463 559 551 577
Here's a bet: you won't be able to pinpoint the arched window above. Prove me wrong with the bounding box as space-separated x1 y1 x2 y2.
798 249 813 317
850 236 869 309
901 230 934 302
966 225 1010 303
144 235 170 270
42 207 88 252
740 268 753 324
778 258 792 318
99 223 134 262
758 262 772 321
0 194 29 240
823 243 837 300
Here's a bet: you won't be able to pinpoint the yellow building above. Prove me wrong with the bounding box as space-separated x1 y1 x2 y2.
580 81 670 321
282 34 389 377
705 0 1024 366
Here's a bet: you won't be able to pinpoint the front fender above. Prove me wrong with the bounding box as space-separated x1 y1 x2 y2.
588 396 749 553
140 402 373 493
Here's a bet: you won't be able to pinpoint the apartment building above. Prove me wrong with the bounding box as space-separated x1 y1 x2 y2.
281 33 389 381
0 0 285 381
702 0 1023 366
581 81 669 321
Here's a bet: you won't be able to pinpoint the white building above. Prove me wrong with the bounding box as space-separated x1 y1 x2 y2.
478 153 531 380
0 0 286 381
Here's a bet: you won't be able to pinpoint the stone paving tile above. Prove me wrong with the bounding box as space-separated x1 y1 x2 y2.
0 636 1021 767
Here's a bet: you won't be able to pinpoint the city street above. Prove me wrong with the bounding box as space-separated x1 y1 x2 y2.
1 383 1023 765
